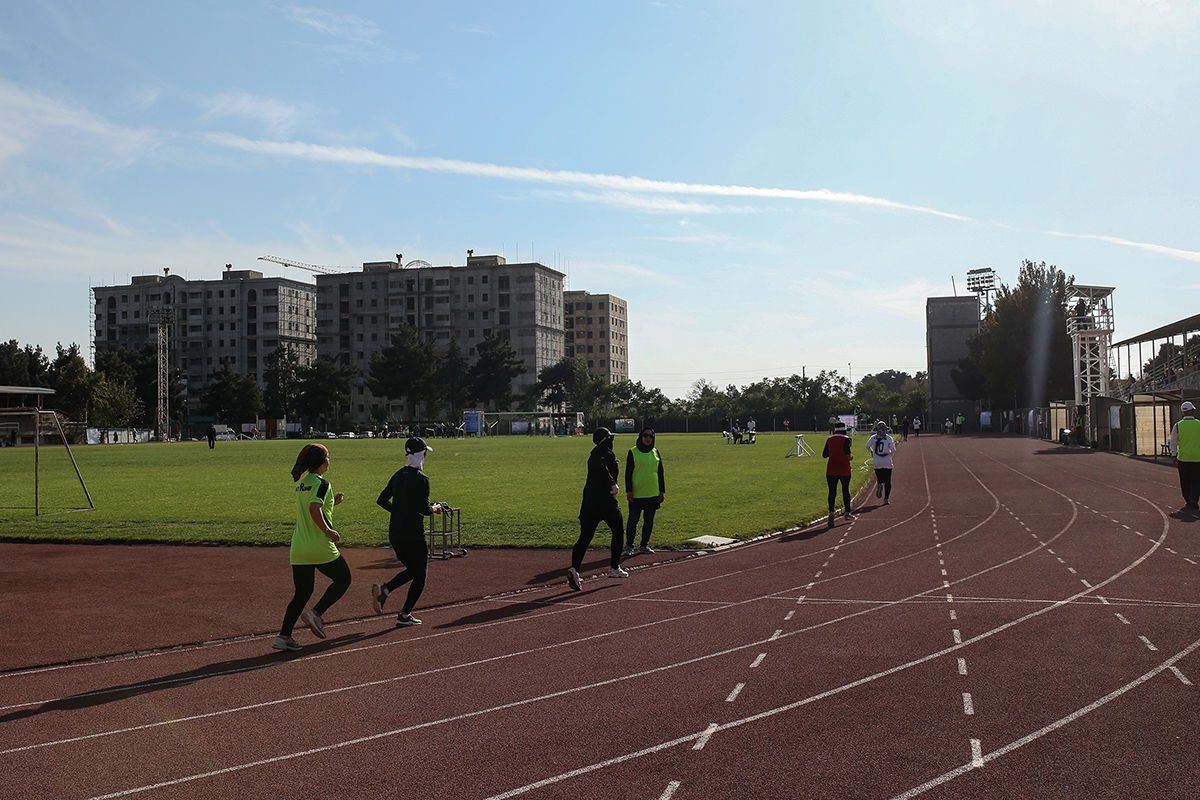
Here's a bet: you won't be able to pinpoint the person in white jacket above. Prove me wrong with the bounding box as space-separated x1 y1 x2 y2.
865 420 898 505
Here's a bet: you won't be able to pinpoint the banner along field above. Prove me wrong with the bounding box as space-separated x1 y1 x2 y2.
0 433 871 548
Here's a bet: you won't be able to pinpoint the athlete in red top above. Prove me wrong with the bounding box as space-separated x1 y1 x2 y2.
822 422 855 527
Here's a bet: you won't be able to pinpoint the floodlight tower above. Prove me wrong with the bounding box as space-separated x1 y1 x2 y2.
148 305 175 442
1066 285 1115 409
966 267 997 318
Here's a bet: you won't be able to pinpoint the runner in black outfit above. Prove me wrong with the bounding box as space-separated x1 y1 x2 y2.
566 427 628 590
372 437 442 626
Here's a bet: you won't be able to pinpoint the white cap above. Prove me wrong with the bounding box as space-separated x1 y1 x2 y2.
1184 401 1196 413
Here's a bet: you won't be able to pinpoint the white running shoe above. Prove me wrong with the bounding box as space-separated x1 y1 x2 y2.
567 567 582 591
301 609 326 639
606 567 630 579
395 612 422 627
637 545 655 554
272 635 302 652
622 546 635 557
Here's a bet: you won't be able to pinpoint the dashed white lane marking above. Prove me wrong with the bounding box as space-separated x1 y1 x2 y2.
1098 595 1111 605
962 693 975 715
814 571 823 578
750 653 766 668
942 581 951 588
1115 613 1131 625
970 739 984 768
769 629 783 641
1187 558 1198 566
693 723 719 750
659 781 682 800
784 610 795 621
957 658 968 676
945 594 953 602
1080 579 1092 588
1169 666 1192 686
949 609 957 621
941 569 947 576
952 629 962 644
726 683 746 702
1139 636 1158 652
1066 567 1077 574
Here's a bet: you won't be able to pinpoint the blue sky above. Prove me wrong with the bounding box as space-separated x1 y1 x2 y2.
2 1 1197 399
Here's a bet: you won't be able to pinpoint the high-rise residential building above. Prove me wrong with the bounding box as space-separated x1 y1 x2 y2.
92 266 317 414
315 254 566 420
926 295 980 431
563 290 629 384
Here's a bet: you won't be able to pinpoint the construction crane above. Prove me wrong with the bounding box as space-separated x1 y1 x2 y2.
257 255 349 275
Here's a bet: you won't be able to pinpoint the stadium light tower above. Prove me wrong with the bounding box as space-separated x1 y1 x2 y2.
1066 285 1116 410
966 267 997 318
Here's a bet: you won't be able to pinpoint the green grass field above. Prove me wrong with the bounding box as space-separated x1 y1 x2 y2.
0 433 872 548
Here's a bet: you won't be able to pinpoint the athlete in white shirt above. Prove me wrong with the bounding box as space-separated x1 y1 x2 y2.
865 420 898 505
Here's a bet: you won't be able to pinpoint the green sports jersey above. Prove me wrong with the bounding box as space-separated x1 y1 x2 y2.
291 472 340 565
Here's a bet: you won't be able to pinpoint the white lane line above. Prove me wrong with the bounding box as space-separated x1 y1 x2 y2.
1186 558 1198 566
946 594 954 602
1066 567 1077 574
970 739 984 768
1098 596 1111 605
659 781 682 800
769 629 783 641
943 581 951 588
750 653 766 668
1115 613 1131 625
726 683 746 702
1080 579 1092 588
957 658 968 676
693 723 719 750
887 637 1200 800
814 571 823 578
952 629 962 644
1046 549 1055 555
949 609 957 621
796 596 807 604
1169 666 1192 686
1139 636 1158 652
784 610 795 621
962 693 975 715
941 569 947 576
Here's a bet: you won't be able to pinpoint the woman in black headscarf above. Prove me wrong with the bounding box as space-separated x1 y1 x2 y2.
566 427 628 590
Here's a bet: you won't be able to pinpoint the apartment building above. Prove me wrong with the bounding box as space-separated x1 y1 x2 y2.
315 254 566 419
563 290 629 384
92 266 317 412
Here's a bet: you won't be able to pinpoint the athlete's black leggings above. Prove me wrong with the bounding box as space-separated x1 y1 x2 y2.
280 555 351 637
874 468 893 500
385 534 429 614
827 474 851 513
574 507 624 571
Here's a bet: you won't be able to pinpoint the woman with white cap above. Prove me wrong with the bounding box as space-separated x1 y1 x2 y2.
373 436 444 626
567 427 628 590
1169 401 1200 511
864 420 897 505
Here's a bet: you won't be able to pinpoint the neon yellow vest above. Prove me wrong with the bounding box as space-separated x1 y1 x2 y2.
629 447 661 498
1178 418 1200 462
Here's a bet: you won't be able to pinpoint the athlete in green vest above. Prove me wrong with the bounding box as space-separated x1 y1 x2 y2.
623 427 666 556
1169 400 1200 511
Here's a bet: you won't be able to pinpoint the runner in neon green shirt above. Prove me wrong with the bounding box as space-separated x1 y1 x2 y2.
273 443 352 652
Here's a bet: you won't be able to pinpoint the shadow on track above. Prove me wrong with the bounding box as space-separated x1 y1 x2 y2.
0 629 390 724
437 585 617 628
524 556 623 585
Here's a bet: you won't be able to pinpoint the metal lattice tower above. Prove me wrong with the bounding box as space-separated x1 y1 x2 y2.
148 307 174 441
1066 285 1115 408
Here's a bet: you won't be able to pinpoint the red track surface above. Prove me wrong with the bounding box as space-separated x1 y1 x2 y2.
2 435 1199 799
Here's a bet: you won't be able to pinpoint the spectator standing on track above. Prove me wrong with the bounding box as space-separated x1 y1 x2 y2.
1168 401 1200 511
955 412 965 434
865 421 897 505
822 421 856 527
372 437 443 626
912 417 921 437
274 443 351 652
623 427 666 557
567 427 628 590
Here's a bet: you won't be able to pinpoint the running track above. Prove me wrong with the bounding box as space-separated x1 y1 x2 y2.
2 435 1198 799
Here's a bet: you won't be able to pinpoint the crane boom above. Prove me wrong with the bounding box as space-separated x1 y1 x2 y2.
257 255 348 275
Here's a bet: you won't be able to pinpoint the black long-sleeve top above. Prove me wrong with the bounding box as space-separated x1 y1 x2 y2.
579 443 620 519
377 465 433 537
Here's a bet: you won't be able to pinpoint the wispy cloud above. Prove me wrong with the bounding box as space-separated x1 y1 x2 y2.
199 90 303 138
205 134 974 220
535 189 763 215
1046 230 1200 263
281 5 401 63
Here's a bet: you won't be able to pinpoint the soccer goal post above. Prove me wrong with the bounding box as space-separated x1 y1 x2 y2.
0 408 95 515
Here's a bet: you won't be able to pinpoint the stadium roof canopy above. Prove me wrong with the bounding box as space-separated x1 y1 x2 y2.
1113 313 1200 348
0 386 55 395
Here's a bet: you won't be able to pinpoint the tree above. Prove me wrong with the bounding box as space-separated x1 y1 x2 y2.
0 340 50 386
48 344 92 422
952 260 1074 408
530 357 580 413
202 361 264 426
94 344 185 430
469 333 525 411
296 356 358 429
90 375 144 428
435 338 472 419
368 324 435 419
263 344 303 420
